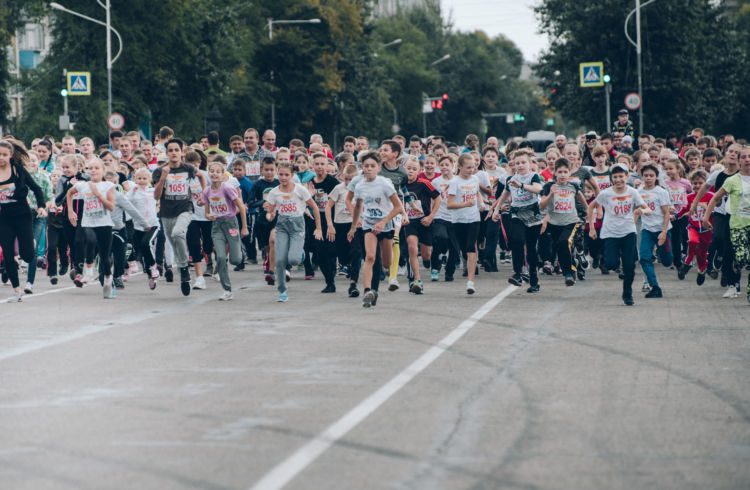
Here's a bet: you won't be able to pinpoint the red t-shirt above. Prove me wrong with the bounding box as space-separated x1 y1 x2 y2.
418 171 439 182
683 192 713 233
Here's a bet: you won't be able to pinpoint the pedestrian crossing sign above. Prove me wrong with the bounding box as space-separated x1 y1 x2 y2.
579 62 604 87
67 72 91 96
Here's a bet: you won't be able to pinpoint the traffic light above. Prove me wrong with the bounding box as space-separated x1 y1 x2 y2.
513 113 525 122
603 74 611 84
442 93 448 100
60 88 68 97
431 99 444 110
551 88 557 94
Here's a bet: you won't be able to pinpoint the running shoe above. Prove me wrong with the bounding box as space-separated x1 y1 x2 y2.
527 284 540 293
59 263 68 276
321 284 336 293
577 253 590 270
348 283 360 297
180 267 191 296
219 291 233 301
287 270 294 281
696 272 706 286
508 273 523 286
564 275 575 286
723 286 739 299
150 265 160 279
388 278 399 291
542 261 553 275
69 267 77 281
641 281 651 292
371 290 379 306
74 274 85 288
263 256 270 272
677 263 691 280
24 282 33 294
430 269 439 282
398 265 407 277
103 283 112 299
466 281 476 295
148 276 157 290
444 273 454 282
203 263 214 277
233 263 245 272
304 274 313 280
165 267 174 282
114 277 125 289
12 291 22 302
362 289 375 308
645 286 663 298
84 268 96 284
337 265 348 276
265 271 275 286
708 268 719 280
50 275 58 285
193 276 206 290
276 290 288 302
410 280 424 295
623 294 635 306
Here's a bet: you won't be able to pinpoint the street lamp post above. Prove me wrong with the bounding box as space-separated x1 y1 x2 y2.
50 2 123 120
267 18 321 132
625 0 656 135
423 55 451 137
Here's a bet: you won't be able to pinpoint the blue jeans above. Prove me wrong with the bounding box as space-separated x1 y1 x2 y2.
27 216 47 284
639 229 673 288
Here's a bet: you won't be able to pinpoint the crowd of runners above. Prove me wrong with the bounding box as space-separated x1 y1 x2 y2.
1 113 748 307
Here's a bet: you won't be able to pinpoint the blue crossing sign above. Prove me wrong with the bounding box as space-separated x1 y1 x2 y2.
67 72 91 96
579 62 604 88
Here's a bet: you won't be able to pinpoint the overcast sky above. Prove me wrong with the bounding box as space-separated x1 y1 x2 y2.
441 0 548 62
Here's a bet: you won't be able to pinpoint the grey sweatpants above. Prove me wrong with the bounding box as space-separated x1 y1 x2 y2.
161 212 192 269
275 216 305 293
211 216 243 291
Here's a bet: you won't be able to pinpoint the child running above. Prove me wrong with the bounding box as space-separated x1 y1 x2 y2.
348 151 404 308
430 155 460 282
680 169 713 285
203 161 249 300
448 153 484 294
265 161 323 302
66 158 117 298
588 164 651 305
127 168 161 289
637 164 672 298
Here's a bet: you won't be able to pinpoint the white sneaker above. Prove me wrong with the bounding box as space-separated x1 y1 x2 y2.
192 276 206 290
150 265 159 279
128 261 140 274
723 286 739 299
467 281 476 295
641 281 651 292
84 268 96 283
219 291 233 301
388 278 399 291
397 265 407 277
24 282 33 294
285 270 292 281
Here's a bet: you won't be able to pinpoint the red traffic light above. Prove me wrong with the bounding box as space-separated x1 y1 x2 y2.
436 100 443 109
442 93 448 100
552 88 557 94
431 100 437 109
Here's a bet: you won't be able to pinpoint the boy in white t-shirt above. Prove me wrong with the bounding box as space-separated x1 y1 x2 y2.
587 164 651 305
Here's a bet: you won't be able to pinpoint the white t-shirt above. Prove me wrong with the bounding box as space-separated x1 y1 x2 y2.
190 170 210 222
638 186 672 233
707 170 728 215
266 183 311 218
353 176 396 232
75 181 115 227
595 186 645 238
507 172 541 208
484 167 507 202
126 185 159 230
432 175 454 222
447 175 481 224
329 182 352 224
474 170 492 199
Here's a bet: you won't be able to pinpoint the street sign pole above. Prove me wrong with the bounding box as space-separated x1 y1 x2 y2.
605 84 611 133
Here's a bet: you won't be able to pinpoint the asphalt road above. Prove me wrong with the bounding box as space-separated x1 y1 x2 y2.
1 260 748 490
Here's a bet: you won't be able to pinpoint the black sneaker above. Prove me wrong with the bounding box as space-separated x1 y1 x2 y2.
592 256 600 269
233 263 245 272
348 283 360 297
708 268 719 280
564 274 575 286
677 263 691 280
508 274 523 286
321 284 336 293
623 295 635 306
362 289 375 308
527 284 540 293
444 274 454 282
577 269 586 281
165 267 174 283
645 286 662 298
180 267 191 296
59 263 68 276
520 273 530 283
114 277 125 289
696 272 706 286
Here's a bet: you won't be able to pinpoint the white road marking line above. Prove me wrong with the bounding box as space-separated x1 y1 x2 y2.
0 272 143 304
0 278 262 362
249 285 518 490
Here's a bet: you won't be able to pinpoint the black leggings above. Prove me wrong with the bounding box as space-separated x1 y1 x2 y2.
84 226 113 275
133 228 158 270
111 228 128 278
510 218 541 285
334 223 363 282
187 220 213 264
46 224 68 277
671 215 688 267
0 212 35 288
547 223 578 275
430 219 459 276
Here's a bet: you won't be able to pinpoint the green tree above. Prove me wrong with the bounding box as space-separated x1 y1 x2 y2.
535 0 749 136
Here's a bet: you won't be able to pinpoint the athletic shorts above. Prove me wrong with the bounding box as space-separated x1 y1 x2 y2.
452 222 480 254
255 221 276 248
364 229 395 240
404 221 433 246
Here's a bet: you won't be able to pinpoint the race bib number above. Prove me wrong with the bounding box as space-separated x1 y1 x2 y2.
594 175 611 191
277 196 298 215
314 190 328 211
0 183 16 203
668 186 686 208
209 196 229 216
407 199 425 219
84 193 104 221
691 205 706 222
245 162 260 177
553 190 574 213
166 174 189 198
611 195 634 216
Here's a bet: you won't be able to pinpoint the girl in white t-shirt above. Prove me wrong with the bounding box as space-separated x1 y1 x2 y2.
447 153 484 294
127 168 160 289
66 158 116 298
265 161 322 302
